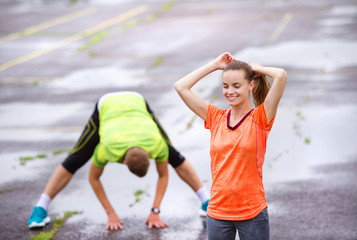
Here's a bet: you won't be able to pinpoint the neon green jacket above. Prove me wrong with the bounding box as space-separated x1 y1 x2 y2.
91 92 169 168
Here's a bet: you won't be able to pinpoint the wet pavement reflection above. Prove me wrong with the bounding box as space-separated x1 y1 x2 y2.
1 0 357 239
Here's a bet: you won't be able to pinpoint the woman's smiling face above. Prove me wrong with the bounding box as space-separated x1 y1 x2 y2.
222 70 254 107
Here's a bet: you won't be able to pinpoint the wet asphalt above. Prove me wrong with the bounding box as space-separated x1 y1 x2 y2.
1 0 357 239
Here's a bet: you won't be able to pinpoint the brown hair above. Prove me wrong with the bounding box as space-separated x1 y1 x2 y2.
223 60 270 107
125 147 150 177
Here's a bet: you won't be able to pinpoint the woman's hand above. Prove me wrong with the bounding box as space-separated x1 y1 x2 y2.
250 62 264 78
213 52 236 70
106 211 124 230
174 53 235 121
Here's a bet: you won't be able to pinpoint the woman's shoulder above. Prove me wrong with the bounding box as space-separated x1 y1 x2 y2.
208 104 229 116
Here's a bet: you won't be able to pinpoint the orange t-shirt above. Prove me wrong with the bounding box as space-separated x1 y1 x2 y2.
204 103 275 221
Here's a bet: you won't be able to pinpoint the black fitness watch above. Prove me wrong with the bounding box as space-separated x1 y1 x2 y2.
151 207 160 214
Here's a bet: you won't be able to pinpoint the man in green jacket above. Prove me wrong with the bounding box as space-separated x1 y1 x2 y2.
28 91 209 230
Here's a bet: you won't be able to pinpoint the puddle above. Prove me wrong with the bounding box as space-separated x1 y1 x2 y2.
0 102 89 142
0 128 81 142
124 33 191 56
235 39 357 71
3 0 132 14
263 104 357 184
46 66 147 92
319 17 354 27
0 102 88 128
0 152 53 184
79 0 143 6
330 5 357 15
2 39 356 232
50 160 205 224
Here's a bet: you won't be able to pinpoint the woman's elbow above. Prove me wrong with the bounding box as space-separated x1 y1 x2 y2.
278 69 287 81
174 81 183 92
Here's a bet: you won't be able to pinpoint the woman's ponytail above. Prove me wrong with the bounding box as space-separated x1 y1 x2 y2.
252 75 270 107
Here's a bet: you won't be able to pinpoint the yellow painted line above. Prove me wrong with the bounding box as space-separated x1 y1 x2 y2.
268 12 293 44
0 7 97 45
0 5 147 72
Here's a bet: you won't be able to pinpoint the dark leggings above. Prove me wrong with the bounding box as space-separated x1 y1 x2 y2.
207 208 270 240
62 101 185 174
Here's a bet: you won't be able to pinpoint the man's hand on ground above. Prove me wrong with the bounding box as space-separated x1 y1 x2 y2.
145 212 169 229
106 212 124 230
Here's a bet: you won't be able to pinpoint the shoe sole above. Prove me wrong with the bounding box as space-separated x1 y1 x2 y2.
199 209 207 217
28 216 51 229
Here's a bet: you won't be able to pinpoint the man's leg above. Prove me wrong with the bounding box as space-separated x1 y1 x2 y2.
174 159 203 192
167 144 210 207
43 165 73 199
174 158 210 221
28 103 100 228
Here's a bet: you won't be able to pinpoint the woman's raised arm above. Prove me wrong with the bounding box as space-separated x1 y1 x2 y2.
251 63 287 123
175 52 235 121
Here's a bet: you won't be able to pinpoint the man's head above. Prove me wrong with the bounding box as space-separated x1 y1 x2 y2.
124 147 150 177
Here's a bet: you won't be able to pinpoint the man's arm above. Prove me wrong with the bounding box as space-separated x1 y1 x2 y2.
88 162 124 230
145 160 169 228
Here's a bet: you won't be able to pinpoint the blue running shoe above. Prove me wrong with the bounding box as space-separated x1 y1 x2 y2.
199 199 209 217
28 206 51 228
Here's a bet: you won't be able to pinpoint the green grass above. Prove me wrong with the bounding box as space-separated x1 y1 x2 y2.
134 189 145 197
118 19 140 33
161 1 176 12
303 95 311 104
209 7 217 15
296 111 305 120
130 189 149 207
20 148 70 166
19 156 34 165
186 115 197 130
33 31 74 37
36 154 47 158
153 56 164 67
29 211 82 240
0 187 13 194
147 56 164 72
19 154 48 165
52 149 71 156
77 31 109 51
76 10 162 53
144 13 160 23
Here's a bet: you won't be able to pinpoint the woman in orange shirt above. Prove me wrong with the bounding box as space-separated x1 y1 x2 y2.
175 52 287 240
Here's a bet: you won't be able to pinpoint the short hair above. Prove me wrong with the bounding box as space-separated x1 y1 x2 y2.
125 147 150 177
